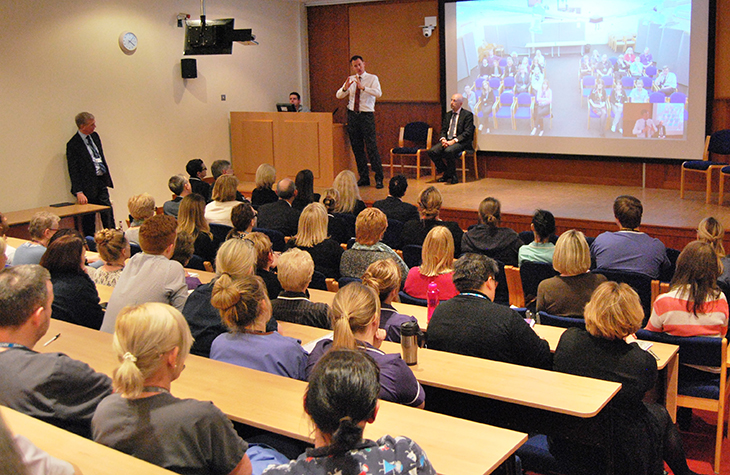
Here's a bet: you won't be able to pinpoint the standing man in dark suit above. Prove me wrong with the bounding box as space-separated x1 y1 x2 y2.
66 112 115 236
428 94 475 185
256 178 301 237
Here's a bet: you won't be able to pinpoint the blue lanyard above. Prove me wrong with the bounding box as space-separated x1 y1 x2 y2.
0 342 28 349
460 292 488 300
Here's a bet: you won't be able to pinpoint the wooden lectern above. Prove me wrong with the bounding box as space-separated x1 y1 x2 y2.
230 112 353 187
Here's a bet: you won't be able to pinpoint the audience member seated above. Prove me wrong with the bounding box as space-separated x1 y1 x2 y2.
13 212 59 266
503 56 517 78
363 259 418 343
211 274 308 380
514 64 529 94
579 54 592 79
332 170 367 216
588 79 608 137
91 228 129 287
271 248 330 329
655 65 678 96
697 217 730 289
92 302 273 475
373 175 419 224
0 265 112 437
321 188 350 244
341 208 408 287
0 212 14 265
428 254 552 369
289 203 343 279
0 238 7 269
537 230 607 318
590 195 670 279
210 159 246 202
291 169 321 212
264 348 435 475
170 232 202 290
610 82 629 134
124 193 155 245
226 202 257 240
257 178 301 237
305 283 426 408
629 78 649 103
250 163 278 208
462 197 522 266
646 241 728 338
552 282 699 475
186 158 211 202
177 193 216 263
101 215 188 333
40 234 103 330
163 174 192 218
595 54 612 77
464 84 477 111
183 239 260 358
640 47 653 66
531 80 552 136
518 209 556 266
475 82 496 133
629 57 644 79
247 232 283 300
589 49 601 70
402 186 463 257
204 175 240 227
403 226 459 301
529 61 544 94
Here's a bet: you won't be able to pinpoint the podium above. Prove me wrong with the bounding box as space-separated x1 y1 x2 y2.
230 112 353 187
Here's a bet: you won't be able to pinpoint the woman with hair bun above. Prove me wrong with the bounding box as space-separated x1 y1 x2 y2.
402 186 463 257
92 302 256 475
210 274 308 380
461 196 522 266
92 228 130 287
362 259 418 342
305 283 425 408
263 349 435 475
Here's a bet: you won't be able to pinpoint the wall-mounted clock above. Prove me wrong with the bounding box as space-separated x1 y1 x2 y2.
119 31 138 54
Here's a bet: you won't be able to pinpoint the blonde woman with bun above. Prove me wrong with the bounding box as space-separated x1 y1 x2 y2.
401 186 463 257
91 302 256 475
304 283 425 408
362 259 419 342
331 171 366 216
461 196 522 266
210 274 308 380
92 228 130 286
403 226 459 301
697 217 730 289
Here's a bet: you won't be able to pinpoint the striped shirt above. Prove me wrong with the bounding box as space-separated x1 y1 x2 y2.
646 286 729 337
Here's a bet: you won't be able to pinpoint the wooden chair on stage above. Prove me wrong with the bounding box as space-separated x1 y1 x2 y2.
681 131 730 204
389 121 433 180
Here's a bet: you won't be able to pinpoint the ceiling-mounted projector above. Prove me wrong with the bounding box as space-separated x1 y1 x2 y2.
184 17 257 55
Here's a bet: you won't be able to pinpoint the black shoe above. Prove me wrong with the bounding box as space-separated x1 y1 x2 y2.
375 180 384 189
357 178 370 187
447 176 459 185
437 176 449 183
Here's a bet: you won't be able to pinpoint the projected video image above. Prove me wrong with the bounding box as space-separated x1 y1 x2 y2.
456 0 691 140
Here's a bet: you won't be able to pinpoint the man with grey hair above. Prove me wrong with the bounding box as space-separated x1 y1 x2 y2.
13 212 60 265
427 254 552 369
163 174 192 218
428 93 475 185
210 159 246 202
0 265 112 437
256 178 301 237
66 112 115 235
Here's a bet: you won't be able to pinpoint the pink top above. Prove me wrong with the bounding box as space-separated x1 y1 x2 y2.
403 267 459 301
645 286 729 337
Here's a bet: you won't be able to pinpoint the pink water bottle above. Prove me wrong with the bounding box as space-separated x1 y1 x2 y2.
427 281 439 321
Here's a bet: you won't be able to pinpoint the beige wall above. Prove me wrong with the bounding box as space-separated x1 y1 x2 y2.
0 0 305 223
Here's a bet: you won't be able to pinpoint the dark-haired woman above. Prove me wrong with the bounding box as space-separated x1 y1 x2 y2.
40 234 104 330
291 169 321 212
461 197 522 266
262 348 436 475
518 209 555 266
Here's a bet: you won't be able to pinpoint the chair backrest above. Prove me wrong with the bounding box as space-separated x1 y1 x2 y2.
669 91 687 104
650 280 670 305
338 276 362 289
382 219 404 250
475 77 485 91
592 269 653 323
488 77 501 89
659 247 680 283
251 227 286 252
499 92 514 105
538 311 586 330
187 254 207 271
325 278 339 292
503 76 515 88
309 270 328 291
517 92 532 106
645 65 657 77
332 213 356 240
402 245 423 268
608 56 618 66
402 121 431 146
499 58 508 67
209 223 233 248
602 75 614 87
520 261 559 301
504 266 525 307
581 75 595 89
346 237 356 249
635 330 726 368
85 236 97 252
708 129 730 156
399 290 427 307
641 76 653 89
494 260 510 306
649 92 666 103
621 75 635 89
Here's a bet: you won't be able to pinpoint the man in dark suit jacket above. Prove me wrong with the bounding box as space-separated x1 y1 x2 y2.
256 178 301 237
373 174 419 224
428 94 475 184
66 112 115 236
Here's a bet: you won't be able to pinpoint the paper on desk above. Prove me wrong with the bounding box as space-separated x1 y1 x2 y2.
302 332 333 353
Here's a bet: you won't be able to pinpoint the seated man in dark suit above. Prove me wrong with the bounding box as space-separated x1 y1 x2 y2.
186 158 211 201
257 178 301 237
0 265 112 438
427 94 475 185
373 175 419 224
428 254 552 369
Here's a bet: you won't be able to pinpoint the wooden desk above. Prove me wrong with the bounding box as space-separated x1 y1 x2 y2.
279 322 620 418
97 284 113 304
1 406 175 475
5 204 109 239
42 319 526 475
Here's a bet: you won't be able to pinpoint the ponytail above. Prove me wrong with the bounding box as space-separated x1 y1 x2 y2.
330 283 379 350
330 416 364 455
211 274 267 332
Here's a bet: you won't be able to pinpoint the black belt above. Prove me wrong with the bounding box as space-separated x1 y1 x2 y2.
348 109 373 115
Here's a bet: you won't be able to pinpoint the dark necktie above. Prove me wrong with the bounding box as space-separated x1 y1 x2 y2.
354 76 361 112
86 136 107 175
448 113 458 139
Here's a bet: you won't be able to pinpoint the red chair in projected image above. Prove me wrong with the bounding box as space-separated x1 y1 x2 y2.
682 130 730 204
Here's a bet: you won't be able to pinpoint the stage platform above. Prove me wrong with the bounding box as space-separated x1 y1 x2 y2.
241 176 730 251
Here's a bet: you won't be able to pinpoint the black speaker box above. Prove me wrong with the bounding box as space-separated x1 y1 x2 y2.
181 58 197 79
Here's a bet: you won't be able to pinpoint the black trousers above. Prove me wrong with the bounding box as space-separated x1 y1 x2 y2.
82 178 115 237
428 142 469 179
347 110 383 182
